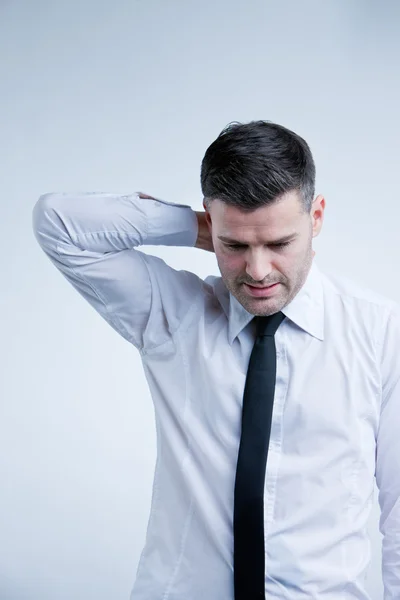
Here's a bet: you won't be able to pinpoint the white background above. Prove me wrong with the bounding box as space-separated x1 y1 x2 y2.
1 1 400 598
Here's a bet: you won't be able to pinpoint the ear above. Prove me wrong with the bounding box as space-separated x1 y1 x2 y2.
203 198 212 227
311 194 325 238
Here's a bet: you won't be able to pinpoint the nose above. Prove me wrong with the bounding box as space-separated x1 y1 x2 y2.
245 255 273 283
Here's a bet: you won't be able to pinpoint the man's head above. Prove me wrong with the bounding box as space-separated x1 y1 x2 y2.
200 120 325 316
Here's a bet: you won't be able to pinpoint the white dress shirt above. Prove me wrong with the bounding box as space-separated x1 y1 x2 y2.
32 191 400 600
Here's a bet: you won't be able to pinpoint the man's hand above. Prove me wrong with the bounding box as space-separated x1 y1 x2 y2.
138 192 157 199
195 211 215 253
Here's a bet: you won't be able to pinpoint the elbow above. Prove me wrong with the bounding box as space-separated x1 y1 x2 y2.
32 192 64 251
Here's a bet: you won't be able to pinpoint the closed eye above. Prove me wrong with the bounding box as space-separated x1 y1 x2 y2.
225 241 292 251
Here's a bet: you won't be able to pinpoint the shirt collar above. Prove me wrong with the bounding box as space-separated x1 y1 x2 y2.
215 259 325 345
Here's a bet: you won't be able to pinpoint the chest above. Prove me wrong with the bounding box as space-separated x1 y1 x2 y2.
182 315 381 464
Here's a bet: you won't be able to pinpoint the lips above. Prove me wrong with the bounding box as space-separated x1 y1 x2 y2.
244 282 280 297
246 283 276 288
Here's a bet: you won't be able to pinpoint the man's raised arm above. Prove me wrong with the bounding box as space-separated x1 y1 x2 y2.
32 191 207 351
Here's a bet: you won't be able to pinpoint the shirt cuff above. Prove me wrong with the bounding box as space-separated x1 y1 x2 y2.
135 193 199 248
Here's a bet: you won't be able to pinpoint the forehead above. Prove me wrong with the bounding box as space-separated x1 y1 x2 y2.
211 193 304 239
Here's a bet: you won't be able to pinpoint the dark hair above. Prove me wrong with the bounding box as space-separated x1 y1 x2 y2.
200 120 315 214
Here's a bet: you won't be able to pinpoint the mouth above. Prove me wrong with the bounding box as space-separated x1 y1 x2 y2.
243 282 281 297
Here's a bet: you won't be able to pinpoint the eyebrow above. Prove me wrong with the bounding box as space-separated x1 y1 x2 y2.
218 233 299 245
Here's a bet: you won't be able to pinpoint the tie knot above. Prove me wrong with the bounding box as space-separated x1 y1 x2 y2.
255 311 285 337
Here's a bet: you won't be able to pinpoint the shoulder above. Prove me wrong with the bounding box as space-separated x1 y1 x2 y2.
319 265 399 316
317 265 400 355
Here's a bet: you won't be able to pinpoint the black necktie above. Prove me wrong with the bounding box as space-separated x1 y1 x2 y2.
233 310 286 600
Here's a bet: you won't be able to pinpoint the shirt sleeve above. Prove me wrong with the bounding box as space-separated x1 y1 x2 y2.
32 191 203 351
376 302 400 599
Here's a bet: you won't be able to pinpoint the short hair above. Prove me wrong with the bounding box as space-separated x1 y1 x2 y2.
200 120 316 214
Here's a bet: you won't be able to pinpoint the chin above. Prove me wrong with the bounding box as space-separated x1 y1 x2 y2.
249 299 282 314
238 291 286 315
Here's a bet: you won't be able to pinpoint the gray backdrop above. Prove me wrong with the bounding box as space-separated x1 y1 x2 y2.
1 1 400 598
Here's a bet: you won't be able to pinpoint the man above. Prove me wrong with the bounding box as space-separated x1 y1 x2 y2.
32 120 400 599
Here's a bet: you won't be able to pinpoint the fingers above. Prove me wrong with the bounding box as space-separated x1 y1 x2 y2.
138 192 157 199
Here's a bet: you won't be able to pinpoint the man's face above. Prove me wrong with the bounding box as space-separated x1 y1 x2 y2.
203 191 325 316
